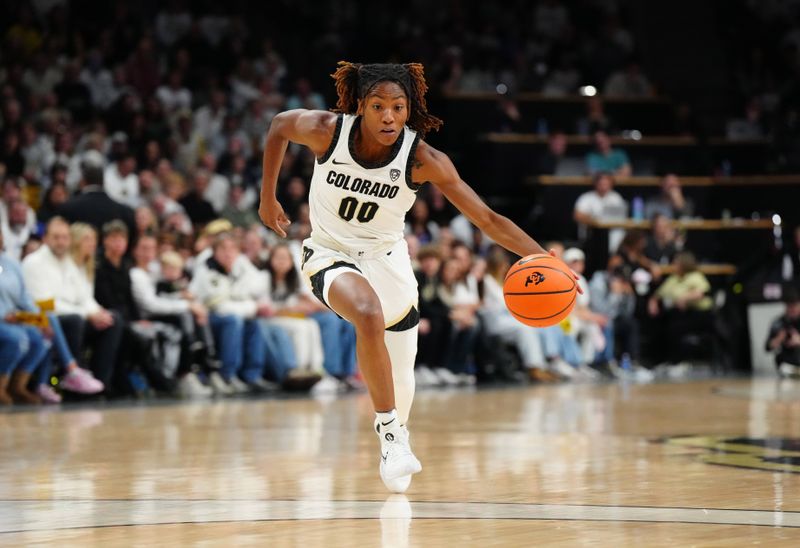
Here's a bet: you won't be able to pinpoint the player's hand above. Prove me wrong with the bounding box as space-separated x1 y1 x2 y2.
549 248 584 294
259 198 291 238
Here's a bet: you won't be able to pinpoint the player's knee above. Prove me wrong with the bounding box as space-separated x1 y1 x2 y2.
352 299 384 336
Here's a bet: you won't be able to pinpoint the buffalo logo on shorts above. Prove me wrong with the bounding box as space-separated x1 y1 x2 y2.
525 272 546 287
389 168 401 182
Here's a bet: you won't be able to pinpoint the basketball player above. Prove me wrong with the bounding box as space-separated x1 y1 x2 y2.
259 62 571 492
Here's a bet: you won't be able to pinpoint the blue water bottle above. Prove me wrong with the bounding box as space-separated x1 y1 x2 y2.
621 353 632 372
632 197 644 221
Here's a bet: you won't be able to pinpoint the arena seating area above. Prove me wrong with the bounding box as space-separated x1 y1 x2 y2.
1 0 800 406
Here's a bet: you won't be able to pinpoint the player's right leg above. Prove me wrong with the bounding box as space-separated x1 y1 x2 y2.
327 273 422 487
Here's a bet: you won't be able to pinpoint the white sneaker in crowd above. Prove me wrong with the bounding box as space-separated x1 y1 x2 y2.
575 364 601 381
178 373 213 399
375 418 421 493
434 367 461 386
209 372 234 396
550 359 577 379
414 366 441 388
457 373 477 386
228 375 250 394
310 375 340 395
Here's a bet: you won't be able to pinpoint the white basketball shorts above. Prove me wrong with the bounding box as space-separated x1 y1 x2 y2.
300 237 419 331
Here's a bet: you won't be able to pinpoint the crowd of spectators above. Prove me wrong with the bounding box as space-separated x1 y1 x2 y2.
3 1 800 406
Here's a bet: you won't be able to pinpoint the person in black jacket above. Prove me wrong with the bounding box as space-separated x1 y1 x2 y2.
58 153 137 239
94 220 168 394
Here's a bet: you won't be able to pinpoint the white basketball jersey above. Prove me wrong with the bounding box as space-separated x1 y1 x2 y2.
308 114 421 254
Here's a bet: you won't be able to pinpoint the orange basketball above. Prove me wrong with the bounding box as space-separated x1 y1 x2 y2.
503 254 577 327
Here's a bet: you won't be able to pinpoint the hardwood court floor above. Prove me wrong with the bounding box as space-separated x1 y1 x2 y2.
2 378 800 546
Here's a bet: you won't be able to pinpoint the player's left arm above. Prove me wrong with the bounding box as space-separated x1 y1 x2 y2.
413 141 547 258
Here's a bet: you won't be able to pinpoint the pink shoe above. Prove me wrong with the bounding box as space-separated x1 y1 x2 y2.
37 384 62 404
61 369 105 394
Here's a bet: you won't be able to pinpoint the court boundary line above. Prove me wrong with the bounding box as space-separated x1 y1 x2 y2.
1 497 799 514
1 516 799 536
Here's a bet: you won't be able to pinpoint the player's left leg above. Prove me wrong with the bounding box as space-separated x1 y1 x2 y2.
381 324 419 493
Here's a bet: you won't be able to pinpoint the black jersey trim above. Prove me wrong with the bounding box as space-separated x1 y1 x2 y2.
317 114 344 165
309 260 362 311
348 116 405 169
386 306 420 332
405 132 423 192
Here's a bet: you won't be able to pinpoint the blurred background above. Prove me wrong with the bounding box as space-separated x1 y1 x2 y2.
1 0 800 406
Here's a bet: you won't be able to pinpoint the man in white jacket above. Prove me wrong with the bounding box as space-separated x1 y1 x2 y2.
22 217 124 389
189 231 273 393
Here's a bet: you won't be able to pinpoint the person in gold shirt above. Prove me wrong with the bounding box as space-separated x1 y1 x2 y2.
648 251 713 366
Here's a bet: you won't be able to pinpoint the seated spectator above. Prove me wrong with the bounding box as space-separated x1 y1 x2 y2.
60 153 136 236
604 62 654 97
1 198 36 261
406 199 439 245
37 181 69 224
104 151 140 209
95 221 171 394
189 232 273 394
590 256 640 367
542 53 581 96
765 289 800 377
130 235 215 398
438 255 480 385
585 130 632 177
645 213 680 265
264 243 345 393
492 96 524 133
577 97 615 135
616 229 662 291
414 245 449 386
22 217 124 391
0 229 51 405
0 228 103 404
156 70 192 115
563 247 607 372
0 178 36 228
648 251 713 366
726 97 765 141
221 183 259 228
180 169 218 227
538 131 572 175
286 77 326 111
479 246 553 382
573 172 628 250
644 174 694 220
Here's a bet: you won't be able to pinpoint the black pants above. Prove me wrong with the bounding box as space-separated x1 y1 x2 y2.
614 315 641 361
417 313 452 369
56 312 124 387
665 308 714 363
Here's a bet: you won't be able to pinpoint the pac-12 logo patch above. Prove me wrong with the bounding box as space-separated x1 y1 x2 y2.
389 168 401 182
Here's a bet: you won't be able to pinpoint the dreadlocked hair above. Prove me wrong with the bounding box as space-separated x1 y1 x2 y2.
331 61 444 138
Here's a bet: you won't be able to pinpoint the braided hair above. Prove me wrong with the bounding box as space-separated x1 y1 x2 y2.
331 61 443 138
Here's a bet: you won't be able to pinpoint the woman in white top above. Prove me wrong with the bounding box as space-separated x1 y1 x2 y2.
479 246 551 381
263 244 327 382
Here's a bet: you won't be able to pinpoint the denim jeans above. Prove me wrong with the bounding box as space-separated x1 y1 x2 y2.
0 322 51 375
256 320 297 382
539 325 582 367
47 312 76 368
209 314 266 382
310 311 357 377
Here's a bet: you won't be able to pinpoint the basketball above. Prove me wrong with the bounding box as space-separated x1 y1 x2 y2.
503 254 578 327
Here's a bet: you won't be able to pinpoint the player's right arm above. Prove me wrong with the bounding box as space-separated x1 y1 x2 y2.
259 109 338 237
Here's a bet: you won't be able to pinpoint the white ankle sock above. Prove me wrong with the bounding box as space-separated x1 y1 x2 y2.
376 409 398 429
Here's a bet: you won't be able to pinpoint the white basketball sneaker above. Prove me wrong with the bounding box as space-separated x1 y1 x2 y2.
375 418 421 493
